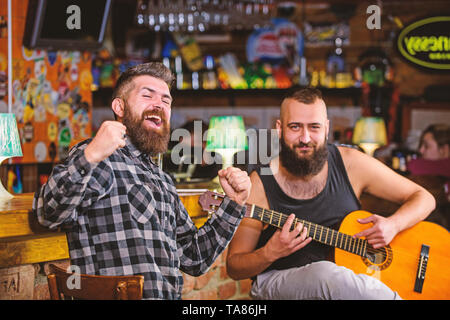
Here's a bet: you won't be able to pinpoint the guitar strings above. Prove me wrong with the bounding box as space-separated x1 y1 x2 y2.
252 208 373 252
240 200 447 264
250 207 443 262
225 194 447 265
266 211 423 260
252 207 389 258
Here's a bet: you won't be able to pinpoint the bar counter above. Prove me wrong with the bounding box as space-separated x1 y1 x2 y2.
0 182 253 300
0 194 69 268
0 188 214 269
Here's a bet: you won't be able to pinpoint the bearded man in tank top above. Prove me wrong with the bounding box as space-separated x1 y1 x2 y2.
226 88 436 300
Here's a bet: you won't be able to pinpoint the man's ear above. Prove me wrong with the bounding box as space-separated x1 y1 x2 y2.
276 119 282 138
111 98 125 119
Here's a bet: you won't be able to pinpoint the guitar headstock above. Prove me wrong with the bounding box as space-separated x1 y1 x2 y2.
198 191 225 215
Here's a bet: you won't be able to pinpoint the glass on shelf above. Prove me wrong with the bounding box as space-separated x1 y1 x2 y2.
135 0 274 33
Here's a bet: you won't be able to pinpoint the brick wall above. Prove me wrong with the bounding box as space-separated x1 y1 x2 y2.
181 248 252 300
0 248 251 300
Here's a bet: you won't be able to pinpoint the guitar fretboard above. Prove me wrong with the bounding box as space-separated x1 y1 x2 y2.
247 205 368 257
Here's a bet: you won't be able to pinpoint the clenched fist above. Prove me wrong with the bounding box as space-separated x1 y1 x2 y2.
84 121 127 163
218 167 251 206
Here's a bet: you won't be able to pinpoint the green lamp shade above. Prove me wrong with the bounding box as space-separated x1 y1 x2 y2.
352 117 387 146
206 116 248 151
0 113 23 157
0 113 23 199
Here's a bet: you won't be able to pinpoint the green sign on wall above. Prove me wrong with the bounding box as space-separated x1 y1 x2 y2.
397 16 450 70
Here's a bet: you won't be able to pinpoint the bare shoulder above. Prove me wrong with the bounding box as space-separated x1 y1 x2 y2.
337 145 424 202
248 170 270 209
337 145 392 175
336 145 366 171
336 145 379 197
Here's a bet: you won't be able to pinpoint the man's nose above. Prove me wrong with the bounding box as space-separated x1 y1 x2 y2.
299 128 311 143
151 100 162 110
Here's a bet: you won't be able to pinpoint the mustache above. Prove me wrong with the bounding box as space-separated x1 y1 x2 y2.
293 141 316 148
141 109 167 122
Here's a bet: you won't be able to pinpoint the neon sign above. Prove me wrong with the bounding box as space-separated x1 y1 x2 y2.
397 17 450 70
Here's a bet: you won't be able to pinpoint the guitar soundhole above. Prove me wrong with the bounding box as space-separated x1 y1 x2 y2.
362 245 393 271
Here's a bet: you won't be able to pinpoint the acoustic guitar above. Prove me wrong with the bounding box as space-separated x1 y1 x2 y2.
199 191 450 300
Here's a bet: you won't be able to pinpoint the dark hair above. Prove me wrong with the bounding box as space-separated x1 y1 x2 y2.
420 124 450 148
112 62 175 102
284 87 323 104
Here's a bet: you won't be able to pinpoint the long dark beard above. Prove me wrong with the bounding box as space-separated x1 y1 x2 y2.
279 135 328 178
122 103 170 156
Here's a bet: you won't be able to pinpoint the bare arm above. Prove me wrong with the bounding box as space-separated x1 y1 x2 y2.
226 170 311 280
340 147 436 247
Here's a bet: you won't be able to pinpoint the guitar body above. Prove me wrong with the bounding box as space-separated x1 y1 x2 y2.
198 191 450 300
335 210 450 300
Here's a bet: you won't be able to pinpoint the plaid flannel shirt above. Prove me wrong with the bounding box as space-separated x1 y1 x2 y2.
33 138 245 299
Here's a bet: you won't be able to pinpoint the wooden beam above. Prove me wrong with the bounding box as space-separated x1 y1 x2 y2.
0 211 34 238
0 233 69 268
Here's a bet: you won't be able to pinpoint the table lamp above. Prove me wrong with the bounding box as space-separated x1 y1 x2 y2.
206 115 248 183
0 113 23 199
352 116 387 157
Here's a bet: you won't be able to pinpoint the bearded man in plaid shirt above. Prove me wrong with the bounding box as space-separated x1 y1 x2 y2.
33 62 251 299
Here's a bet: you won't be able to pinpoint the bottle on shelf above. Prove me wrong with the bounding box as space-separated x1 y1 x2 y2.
174 55 191 90
201 55 218 90
162 56 172 72
298 57 309 86
191 71 199 90
391 148 416 175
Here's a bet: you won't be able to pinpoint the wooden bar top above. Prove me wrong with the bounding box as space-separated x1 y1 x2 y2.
0 193 34 215
0 193 70 268
0 184 215 239
0 186 214 268
0 193 39 239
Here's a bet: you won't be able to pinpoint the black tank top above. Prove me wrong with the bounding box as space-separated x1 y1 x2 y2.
256 144 361 272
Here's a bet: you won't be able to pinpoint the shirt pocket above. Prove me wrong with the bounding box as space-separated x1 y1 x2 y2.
127 184 161 227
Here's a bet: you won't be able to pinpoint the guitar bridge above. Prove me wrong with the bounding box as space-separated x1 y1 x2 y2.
414 244 429 294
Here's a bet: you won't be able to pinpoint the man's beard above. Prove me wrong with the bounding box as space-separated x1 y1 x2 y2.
122 103 170 156
279 134 328 178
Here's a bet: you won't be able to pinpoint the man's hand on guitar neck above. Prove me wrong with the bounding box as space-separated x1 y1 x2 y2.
218 167 251 206
263 214 313 262
354 214 400 249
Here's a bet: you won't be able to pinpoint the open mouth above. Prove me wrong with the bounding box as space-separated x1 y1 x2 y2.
143 114 163 128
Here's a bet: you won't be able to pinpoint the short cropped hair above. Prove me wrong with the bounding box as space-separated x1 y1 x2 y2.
284 87 323 104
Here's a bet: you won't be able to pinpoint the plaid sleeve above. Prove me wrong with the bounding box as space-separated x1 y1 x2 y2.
176 196 245 276
33 142 114 229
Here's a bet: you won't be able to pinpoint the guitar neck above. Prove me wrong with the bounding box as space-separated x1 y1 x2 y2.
246 204 368 257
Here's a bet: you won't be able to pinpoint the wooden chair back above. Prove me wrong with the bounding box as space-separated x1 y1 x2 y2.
46 264 144 300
